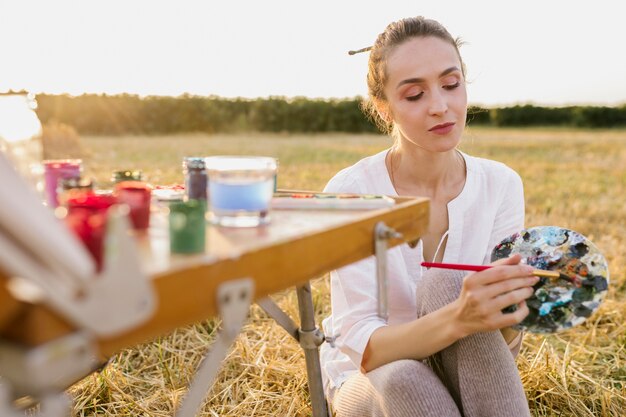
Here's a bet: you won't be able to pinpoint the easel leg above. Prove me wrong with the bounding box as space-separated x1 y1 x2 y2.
175 278 254 417
296 283 329 417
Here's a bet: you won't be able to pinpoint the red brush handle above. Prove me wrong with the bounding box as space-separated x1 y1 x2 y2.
421 261 562 279
420 262 491 272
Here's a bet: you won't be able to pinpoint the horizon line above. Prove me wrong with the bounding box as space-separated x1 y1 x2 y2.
2 89 625 108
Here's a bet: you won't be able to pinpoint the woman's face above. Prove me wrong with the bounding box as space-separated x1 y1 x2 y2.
382 36 467 153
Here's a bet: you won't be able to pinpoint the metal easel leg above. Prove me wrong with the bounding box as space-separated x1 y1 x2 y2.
374 222 402 321
296 283 328 417
0 384 71 417
259 221 402 417
256 297 300 341
175 278 254 417
0 330 99 417
258 285 328 417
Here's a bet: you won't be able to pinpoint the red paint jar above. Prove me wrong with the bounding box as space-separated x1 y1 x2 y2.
64 191 117 272
114 181 152 230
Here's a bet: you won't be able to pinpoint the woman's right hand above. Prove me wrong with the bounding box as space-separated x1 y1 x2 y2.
452 253 539 338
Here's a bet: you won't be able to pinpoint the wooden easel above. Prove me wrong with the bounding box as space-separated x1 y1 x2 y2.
0 170 428 416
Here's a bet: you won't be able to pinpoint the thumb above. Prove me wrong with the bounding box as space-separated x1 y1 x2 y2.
490 253 523 266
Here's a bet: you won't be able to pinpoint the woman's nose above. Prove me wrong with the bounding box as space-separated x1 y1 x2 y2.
428 90 448 116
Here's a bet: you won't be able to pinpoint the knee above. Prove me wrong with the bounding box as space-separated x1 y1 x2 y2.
363 360 462 416
374 359 432 397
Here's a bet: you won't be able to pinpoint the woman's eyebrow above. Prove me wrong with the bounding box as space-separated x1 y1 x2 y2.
395 66 461 89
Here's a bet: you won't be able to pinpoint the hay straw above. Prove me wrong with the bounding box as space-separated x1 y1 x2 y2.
64 130 626 416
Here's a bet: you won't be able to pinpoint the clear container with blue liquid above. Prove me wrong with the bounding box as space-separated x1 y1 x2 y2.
205 156 277 227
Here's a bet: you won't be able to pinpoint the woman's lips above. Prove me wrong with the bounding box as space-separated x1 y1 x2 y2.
429 122 455 135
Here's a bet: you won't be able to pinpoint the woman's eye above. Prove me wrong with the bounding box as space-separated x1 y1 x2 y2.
406 92 424 101
443 82 461 90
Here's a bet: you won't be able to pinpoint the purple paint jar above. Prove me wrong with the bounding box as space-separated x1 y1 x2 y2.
183 157 207 202
43 159 82 208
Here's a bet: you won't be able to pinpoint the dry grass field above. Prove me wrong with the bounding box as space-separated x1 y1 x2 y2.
65 127 626 416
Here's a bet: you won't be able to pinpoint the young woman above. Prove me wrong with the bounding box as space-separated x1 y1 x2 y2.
320 16 535 416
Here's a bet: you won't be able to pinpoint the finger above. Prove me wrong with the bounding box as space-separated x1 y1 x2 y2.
489 253 523 267
467 263 535 287
493 301 529 328
491 287 535 311
483 276 539 299
509 301 530 324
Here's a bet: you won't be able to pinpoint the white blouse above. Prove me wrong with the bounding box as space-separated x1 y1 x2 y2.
319 148 525 396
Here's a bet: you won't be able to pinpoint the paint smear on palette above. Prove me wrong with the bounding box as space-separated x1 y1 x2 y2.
491 226 609 333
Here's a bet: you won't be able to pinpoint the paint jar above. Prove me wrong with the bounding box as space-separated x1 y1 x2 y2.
64 191 117 271
205 156 277 227
111 170 143 183
168 199 206 254
183 157 208 202
61 177 94 192
43 159 82 208
113 181 152 230
58 177 95 208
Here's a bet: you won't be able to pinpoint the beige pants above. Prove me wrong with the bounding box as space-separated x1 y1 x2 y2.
332 269 531 417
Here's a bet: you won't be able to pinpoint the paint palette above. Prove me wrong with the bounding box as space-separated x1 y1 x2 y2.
491 226 609 333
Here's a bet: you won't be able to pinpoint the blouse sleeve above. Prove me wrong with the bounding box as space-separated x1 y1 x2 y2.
323 172 388 370
483 168 526 264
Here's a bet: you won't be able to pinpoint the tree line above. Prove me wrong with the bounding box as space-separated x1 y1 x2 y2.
33 93 626 135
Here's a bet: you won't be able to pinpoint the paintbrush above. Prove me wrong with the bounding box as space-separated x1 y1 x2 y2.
420 262 563 279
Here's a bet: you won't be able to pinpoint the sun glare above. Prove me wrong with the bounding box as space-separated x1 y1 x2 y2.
0 94 42 143
0 94 44 189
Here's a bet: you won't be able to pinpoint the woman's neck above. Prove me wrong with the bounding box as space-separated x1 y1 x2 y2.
388 143 466 199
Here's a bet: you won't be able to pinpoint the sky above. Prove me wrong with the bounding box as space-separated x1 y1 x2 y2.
2 0 626 107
